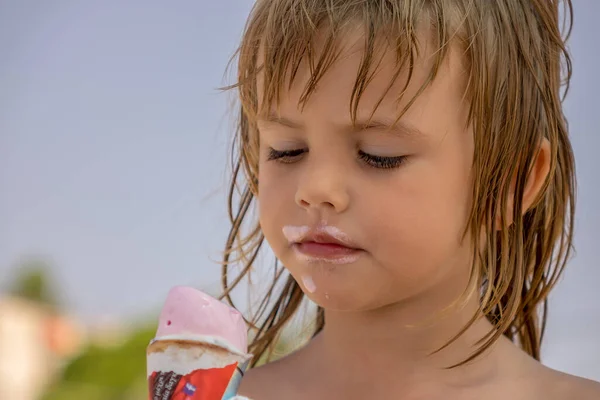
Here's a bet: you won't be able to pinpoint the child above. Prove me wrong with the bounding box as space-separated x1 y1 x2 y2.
220 0 600 398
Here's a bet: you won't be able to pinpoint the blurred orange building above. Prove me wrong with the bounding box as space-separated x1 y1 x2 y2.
0 296 84 400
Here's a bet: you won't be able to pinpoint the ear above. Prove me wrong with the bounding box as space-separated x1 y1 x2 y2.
497 138 551 228
521 138 551 213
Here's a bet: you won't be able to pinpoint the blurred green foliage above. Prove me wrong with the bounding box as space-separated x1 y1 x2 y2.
42 323 155 400
7 258 60 307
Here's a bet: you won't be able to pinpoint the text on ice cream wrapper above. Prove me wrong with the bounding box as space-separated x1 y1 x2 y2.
148 362 244 400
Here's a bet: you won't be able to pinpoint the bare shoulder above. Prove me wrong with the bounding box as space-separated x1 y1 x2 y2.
236 361 281 400
237 352 310 400
534 365 600 400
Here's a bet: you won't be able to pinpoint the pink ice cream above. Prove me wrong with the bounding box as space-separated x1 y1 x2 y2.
156 286 248 353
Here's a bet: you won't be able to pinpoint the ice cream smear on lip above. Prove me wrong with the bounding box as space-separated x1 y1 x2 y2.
282 225 311 243
155 286 247 353
282 224 354 245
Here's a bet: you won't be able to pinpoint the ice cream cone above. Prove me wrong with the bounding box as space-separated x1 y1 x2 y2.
147 287 252 400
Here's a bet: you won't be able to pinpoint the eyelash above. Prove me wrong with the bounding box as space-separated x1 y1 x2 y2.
266 148 407 169
358 150 407 169
267 148 306 164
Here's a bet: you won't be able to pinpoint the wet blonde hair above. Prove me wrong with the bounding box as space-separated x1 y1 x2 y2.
220 0 575 367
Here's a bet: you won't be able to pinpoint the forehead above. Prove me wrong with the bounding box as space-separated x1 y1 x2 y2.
256 28 469 129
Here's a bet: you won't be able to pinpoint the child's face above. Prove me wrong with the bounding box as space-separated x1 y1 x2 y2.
257 34 475 312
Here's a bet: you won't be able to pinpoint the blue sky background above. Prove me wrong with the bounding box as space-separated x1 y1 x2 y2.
1 0 598 380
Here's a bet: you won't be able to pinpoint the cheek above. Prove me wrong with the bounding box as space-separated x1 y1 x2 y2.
363 163 472 285
257 164 296 257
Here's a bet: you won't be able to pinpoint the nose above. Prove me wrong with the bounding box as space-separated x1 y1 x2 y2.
294 158 350 214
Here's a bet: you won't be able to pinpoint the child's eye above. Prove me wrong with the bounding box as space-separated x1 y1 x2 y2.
358 150 407 169
267 147 306 163
266 147 407 169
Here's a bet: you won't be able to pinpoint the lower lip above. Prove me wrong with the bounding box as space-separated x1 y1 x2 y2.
293 242 362 264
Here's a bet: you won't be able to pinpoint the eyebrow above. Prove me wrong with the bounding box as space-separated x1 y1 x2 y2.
260 111 427 139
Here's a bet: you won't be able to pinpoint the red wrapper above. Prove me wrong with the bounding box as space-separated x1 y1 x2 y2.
147 336 251 400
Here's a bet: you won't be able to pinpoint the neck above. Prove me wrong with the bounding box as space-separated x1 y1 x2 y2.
311 291 511 395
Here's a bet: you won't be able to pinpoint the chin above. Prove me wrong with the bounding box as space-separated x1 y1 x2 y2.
287 262 396 312
310 290 399 313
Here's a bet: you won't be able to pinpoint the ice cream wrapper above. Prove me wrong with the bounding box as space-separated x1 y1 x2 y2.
147 334 252 400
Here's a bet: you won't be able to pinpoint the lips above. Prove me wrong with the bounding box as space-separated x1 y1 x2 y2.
282 225 363 264
295 241 359 258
